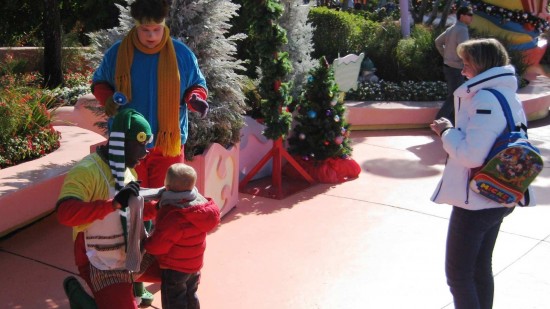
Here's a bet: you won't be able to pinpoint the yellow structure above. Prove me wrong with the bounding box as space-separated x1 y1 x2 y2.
469 0 549 63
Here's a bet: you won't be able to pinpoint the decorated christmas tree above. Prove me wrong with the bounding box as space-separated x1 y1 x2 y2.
286 56 360 183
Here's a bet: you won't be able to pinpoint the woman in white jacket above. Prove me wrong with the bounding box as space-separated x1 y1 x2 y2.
430 38 530 309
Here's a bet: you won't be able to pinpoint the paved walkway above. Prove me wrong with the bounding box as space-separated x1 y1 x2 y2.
1 116 549 308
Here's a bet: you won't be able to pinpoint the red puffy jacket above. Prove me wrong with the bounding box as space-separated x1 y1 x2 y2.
144 198 220 273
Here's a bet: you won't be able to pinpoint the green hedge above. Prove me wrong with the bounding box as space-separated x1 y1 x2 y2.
395 24 444 81
309 7 375 63
309 8 443 83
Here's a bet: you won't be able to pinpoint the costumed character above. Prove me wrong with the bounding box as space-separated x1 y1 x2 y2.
91 0 209 303
57 109 161 309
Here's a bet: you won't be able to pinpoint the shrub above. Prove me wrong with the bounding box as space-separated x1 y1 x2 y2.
0 87 61 169
346 80 447 101
353 4 401 22
362 18 402 81
0 57 92 169
395 24 443 81
309 7 370 62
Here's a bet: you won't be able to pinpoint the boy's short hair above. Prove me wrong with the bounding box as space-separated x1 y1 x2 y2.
165 163 197 192
456 6 473 19
130 0 169 24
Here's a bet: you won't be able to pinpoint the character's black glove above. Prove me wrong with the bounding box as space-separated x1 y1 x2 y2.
114 181 140 210
188 94 209 118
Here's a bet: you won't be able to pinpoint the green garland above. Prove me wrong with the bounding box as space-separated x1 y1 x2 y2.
249 0 293 140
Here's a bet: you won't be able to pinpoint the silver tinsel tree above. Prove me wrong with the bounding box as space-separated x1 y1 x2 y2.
168 0 248 159
279 0 316 100
87 0 135 67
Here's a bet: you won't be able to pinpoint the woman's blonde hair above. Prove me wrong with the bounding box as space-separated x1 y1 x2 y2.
457 38 510 75
165 163 197 192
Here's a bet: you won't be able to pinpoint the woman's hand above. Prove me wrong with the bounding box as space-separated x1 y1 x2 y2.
430 117 453 136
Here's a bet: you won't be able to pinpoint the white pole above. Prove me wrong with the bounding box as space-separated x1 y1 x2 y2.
400 0 410 38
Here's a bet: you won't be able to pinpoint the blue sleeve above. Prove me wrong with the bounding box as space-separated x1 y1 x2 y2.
173 39 207 92
92 42 121 87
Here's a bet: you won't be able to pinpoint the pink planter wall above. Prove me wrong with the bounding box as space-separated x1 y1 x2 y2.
51 94 108 138
187 143 239 217
239 116 273 181
0 126 106 237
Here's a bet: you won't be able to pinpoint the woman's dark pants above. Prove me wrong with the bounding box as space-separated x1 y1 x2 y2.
445 206 514 309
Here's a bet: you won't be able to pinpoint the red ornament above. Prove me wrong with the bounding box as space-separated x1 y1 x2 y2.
274 80 281 91
523 23 535 31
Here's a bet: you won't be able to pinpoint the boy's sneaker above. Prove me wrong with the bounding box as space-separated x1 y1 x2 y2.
133 282 154 308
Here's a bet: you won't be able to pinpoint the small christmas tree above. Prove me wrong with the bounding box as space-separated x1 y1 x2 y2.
286 56 360 183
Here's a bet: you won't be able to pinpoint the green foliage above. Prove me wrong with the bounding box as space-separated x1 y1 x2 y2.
0 87 61 169
363 18 402 81
0 65 92 172
248 0 294 140
0 0 126 46
353 4 401 22
308 6 373 63
228 0 262 79
0 55 28 75
395 24 443 81
288 57 353 161
241 77 263 119
347 80 448 101
0 59 84 168
307 9 441 83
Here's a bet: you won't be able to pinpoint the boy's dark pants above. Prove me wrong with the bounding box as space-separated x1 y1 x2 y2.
161 269 201 309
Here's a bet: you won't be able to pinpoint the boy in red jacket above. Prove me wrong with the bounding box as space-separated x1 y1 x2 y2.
144 163 220 309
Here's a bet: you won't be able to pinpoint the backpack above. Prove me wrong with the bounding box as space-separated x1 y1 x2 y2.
469 88 544 207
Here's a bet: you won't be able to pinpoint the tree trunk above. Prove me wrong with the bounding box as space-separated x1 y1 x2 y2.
426 0 441 25
43 0 64 89
437 0 454 30
412 0 430 24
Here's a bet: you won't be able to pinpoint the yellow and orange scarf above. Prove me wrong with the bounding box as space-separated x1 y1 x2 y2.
115 26 182 156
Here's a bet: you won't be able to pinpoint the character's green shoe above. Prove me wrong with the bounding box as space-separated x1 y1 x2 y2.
63 276 97 309
133 282 154 308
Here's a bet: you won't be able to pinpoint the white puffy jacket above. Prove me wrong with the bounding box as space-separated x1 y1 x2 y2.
431 65 535 210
